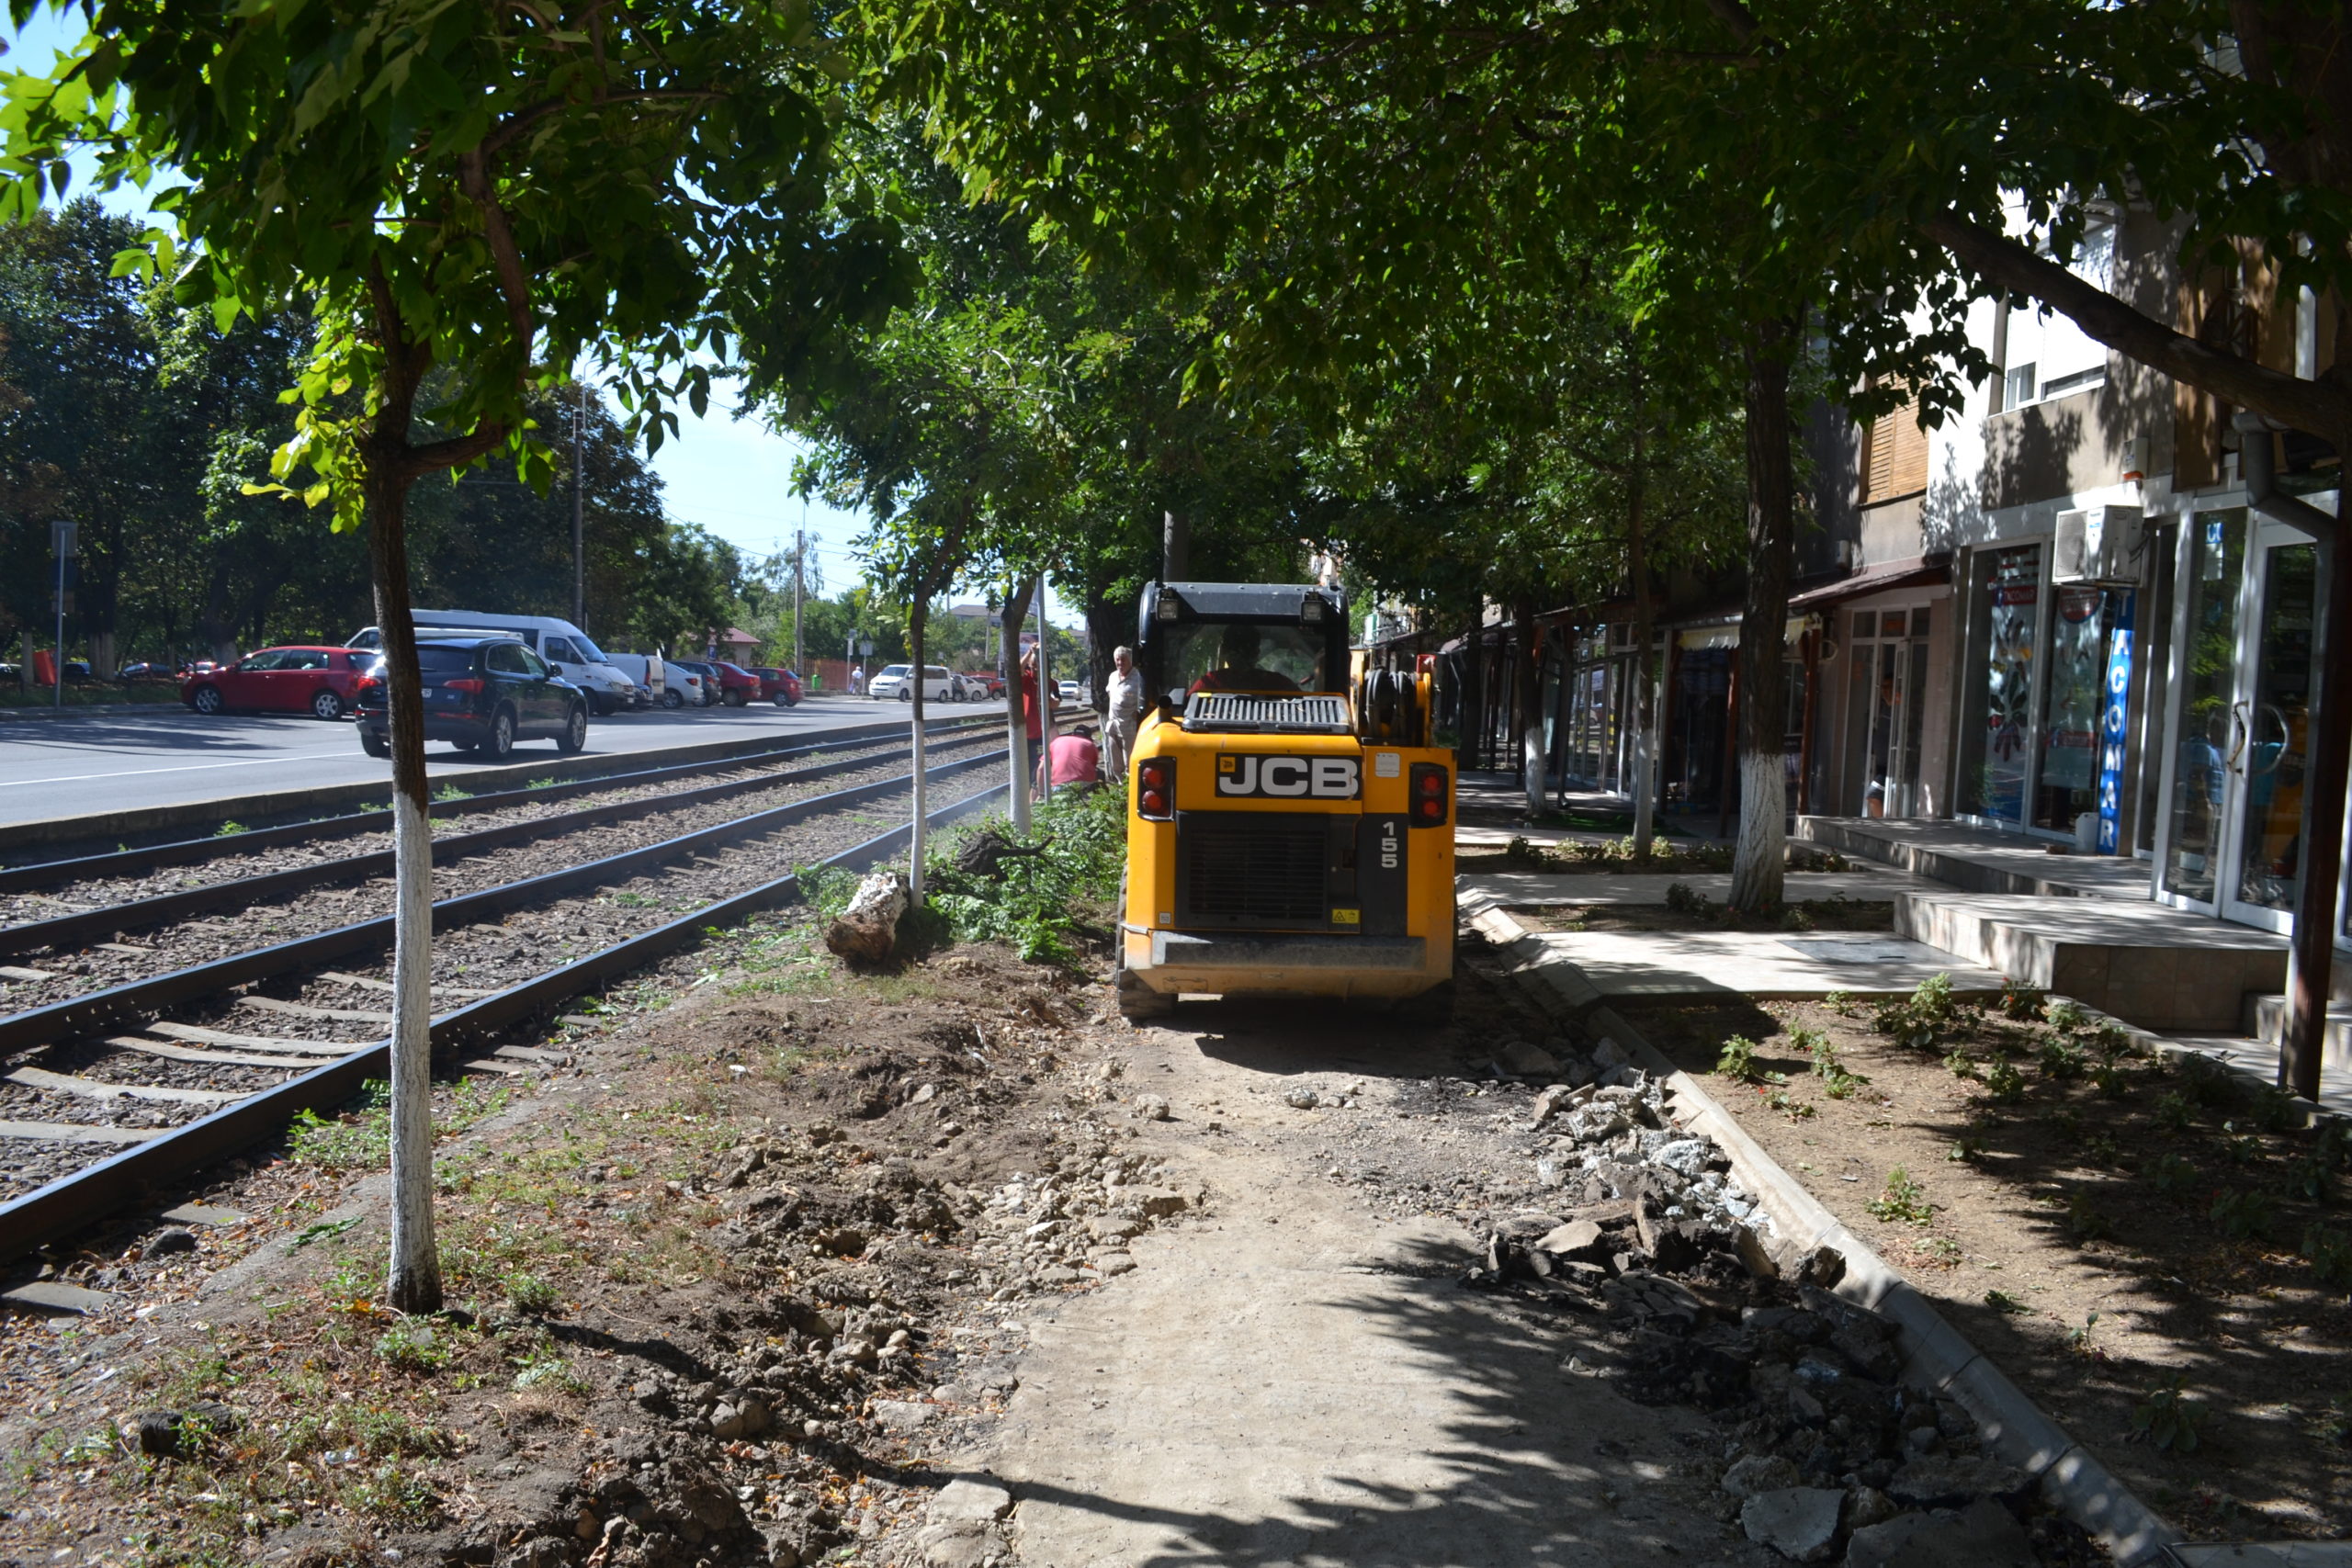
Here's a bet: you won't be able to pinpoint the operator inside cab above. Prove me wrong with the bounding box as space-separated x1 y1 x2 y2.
1185 621 1306 696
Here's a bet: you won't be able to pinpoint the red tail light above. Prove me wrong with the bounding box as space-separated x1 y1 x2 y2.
442 676 485 694
1408 762 1449 828
1136 757 1175 821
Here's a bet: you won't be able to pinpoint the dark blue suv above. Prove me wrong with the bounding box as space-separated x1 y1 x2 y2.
355 636 590 761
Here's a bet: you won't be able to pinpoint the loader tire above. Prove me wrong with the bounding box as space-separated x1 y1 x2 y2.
1115 962 1176 1020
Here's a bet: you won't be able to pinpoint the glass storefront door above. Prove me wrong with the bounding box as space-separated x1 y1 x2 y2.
1958 545 2042 825
2159 513 2245 906
1844 606 1932 818
2223 532 2320 928
2155 511 2323 929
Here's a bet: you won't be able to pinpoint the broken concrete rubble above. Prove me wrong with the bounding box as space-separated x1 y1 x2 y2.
1460 1056 2089 1565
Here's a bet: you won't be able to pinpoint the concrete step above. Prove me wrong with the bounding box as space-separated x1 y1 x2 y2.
2246 994 2352 1070
1798 815 2150 901
1892 889 2287 1033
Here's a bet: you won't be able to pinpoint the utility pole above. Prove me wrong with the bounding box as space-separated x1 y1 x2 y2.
51 520 74 709
1035 576 1055 803
571 381 586 627
793 521 806 678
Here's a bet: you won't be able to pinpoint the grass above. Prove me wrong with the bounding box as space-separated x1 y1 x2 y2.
212 819 246 838
287 1077 510 1172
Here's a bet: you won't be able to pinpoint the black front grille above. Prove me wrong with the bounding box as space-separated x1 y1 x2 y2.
1177 812 1334 929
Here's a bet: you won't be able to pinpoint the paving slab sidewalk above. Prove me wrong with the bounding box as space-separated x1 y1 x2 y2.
1458 881 2006 1002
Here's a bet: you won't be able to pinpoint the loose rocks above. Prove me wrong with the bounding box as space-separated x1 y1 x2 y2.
1741 1486 1845 1562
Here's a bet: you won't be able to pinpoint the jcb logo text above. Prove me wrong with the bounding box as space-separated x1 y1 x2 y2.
1216 753 1360 799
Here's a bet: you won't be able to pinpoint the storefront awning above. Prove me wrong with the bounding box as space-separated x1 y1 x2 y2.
1786 557 1950 613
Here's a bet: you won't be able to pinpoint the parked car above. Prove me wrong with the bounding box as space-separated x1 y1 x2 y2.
869 663 956 702
961 670 1005 700
656 660 707 708
703 660 764 706
116 660 173 682
62 660 94 681
353 636 588 761
181 646 372 719
1057 679 1081 704
348 610 637 716
749 667 803 706
670 660 727 706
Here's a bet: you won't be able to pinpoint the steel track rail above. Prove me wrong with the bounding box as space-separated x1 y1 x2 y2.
0 745 1004 1057
0 728 1003 959
0 711 1005 895
0 775 1013 1269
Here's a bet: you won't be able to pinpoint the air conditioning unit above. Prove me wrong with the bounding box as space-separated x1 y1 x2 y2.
2052 505 2146 585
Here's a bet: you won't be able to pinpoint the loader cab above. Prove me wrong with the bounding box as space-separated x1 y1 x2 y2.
1137 581 1350 717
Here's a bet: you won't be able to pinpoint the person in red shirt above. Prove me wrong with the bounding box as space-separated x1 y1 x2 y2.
1041 725 1101 794
1017 647 1044 792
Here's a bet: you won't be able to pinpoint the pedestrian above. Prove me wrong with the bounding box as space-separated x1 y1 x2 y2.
1041 724 1101 795
1103 644 1143 789
1018 646 1044 793
850 665 864 697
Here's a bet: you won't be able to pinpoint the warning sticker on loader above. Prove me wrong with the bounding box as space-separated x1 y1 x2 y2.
1215 753 1361 799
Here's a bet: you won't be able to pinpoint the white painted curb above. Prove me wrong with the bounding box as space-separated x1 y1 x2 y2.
1469 902 2182 1567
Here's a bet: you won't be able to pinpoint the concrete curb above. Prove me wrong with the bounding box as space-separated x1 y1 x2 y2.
1467 901 2183 1567
0 701 185 721
0 710 1003 858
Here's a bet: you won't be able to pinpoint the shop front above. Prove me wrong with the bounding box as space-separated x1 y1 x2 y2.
1954 540 2140 849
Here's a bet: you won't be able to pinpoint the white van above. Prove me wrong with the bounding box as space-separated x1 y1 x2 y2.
869 663 956 702
601 653 662 708
349 611 638 716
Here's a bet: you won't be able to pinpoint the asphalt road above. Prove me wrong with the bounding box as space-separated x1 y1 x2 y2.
0 694 1014 829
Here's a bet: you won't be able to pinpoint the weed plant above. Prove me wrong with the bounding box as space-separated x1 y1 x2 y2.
1869 1167 1932 1224
2133 1376 2206 1452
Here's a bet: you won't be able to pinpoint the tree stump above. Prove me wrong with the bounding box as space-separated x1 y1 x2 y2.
825 870 910 964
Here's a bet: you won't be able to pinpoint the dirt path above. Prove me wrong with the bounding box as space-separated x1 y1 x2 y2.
974 998 1742 1567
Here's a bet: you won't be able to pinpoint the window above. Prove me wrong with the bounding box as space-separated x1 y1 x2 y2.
487 642 530 674
1159 620 1329 697
1860 384 1928 503
1999 225 2113 410
281 650 329 670
543 637 577 662
416 647 476 672
239 650 289 671
519 646 551 677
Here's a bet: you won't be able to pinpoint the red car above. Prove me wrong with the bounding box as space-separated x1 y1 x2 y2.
749 667 803 706
962 670 1005 699
181 646 370 720
704 660 765 706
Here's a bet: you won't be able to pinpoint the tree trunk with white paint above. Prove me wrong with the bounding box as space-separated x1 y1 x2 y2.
1728 317 1799 915
1627 421 1659 858
364 458 440 1316
1006 576 1039 834
1514 597 1543 816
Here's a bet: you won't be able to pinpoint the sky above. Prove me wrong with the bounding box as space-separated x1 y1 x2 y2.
2 12 1072 626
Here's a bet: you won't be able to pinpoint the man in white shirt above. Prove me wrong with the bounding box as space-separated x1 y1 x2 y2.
1103 645 1144 792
